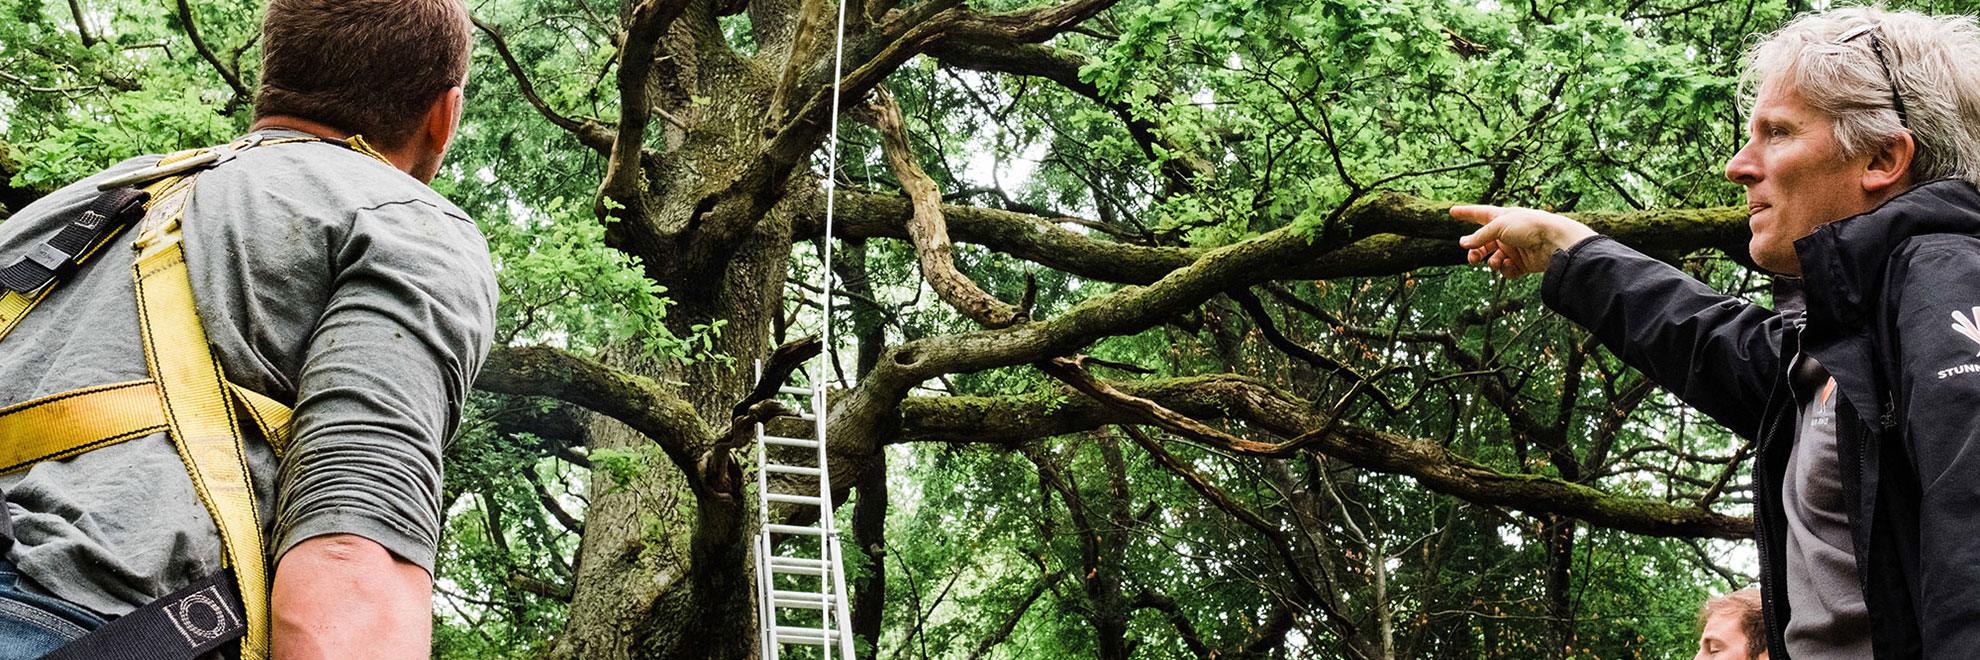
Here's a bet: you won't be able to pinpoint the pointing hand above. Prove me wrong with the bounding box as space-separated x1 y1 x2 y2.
1452 205 1598 278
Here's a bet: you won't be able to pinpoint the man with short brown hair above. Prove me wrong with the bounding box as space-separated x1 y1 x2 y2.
1698 589 1769 660
0 0 492 658
255 0 473 179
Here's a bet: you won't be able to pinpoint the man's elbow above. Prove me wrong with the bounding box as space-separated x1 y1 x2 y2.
272 534 433 660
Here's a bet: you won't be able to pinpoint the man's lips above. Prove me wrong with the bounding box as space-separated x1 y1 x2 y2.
1748 203 1771 215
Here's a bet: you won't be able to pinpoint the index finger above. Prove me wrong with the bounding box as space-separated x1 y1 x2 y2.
1449 204 1509 226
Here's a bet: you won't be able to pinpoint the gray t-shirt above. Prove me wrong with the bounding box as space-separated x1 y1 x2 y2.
0 131 496 616
1782 353 1873 659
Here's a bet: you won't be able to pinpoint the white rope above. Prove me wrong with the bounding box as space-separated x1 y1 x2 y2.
820 0 849 372
816 3 854 660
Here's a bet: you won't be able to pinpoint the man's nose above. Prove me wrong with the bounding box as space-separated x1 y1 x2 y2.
1725 140 1762 185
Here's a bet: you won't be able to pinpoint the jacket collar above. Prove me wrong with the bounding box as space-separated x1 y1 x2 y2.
1794 178 1980 331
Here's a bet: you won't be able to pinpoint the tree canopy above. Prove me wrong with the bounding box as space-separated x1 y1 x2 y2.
9 0 1970 658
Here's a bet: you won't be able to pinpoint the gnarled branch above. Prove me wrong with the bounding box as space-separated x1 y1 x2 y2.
858 87 1023 328
599 0 692 208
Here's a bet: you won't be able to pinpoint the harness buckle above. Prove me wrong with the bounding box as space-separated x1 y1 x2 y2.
23 244 68 273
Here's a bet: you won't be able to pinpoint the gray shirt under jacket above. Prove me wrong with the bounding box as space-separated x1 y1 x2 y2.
1783 354 1873 660
0 131 497 616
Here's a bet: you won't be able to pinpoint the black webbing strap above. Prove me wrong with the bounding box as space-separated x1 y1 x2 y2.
0 187 150 294
0 485 12 557
41 569 247 660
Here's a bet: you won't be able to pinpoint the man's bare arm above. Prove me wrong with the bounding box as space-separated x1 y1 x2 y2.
271 534 432 660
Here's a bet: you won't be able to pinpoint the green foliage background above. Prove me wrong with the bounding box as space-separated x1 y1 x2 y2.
11 0 1977 658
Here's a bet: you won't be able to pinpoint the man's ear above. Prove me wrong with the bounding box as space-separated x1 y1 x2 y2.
1864 131 1917 193
424 86 465 153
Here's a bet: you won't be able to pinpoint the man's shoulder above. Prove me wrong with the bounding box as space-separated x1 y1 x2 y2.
1893 232 1980 257
196 138 472 228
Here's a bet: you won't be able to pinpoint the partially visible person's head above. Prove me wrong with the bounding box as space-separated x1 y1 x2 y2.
253 0 471 179
1696 588 1767 660
1724 7 1980 274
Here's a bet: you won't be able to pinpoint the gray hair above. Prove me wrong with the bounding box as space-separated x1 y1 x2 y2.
1742 7 1980 188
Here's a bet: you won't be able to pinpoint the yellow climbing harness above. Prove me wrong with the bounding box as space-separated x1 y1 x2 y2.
0 134 388 659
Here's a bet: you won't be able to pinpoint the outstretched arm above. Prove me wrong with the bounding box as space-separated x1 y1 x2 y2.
1452 204 1783 439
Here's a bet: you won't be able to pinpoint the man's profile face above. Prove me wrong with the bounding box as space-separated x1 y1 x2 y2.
1723 79 1882 276
1695 610 1764 660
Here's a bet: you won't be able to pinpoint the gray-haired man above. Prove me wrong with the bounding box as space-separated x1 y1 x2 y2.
1455 8 1980 660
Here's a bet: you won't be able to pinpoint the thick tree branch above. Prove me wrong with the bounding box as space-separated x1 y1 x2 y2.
599 0 692 208
1039 357 1263 453
475 345 711 477
823 194 1748 533
473 17 618 154
717 0 1129 269
942 0 1123 43
730 335 823 420
819 189 1749 285
761 0 832 129
526 470 587 535
859 87 1024 328
509 571 575 602
895 373 1750 539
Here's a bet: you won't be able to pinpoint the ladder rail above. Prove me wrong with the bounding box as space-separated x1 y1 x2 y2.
755 361 856 659
753 361 779 660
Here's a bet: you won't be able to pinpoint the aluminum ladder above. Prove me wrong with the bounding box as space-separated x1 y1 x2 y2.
753 360 857 659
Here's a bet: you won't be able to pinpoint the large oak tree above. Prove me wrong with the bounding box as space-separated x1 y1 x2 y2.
2 0 1881 657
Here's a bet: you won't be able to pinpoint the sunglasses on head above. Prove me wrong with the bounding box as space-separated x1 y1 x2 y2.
1837 23 1911 129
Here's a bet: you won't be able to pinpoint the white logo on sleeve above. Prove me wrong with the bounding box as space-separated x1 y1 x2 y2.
1941 307 1980 379
1953 307 1980 355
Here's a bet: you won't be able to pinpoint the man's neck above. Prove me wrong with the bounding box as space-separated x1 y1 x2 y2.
249 116 418 178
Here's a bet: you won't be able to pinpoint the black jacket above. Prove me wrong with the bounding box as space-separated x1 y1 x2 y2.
1541 179 1980 660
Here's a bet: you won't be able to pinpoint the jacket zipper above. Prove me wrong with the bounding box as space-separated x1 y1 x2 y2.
1755 322 1802 659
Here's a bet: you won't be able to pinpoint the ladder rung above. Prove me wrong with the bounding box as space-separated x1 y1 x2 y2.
768 557 831 576
764 464 821 477
778 386 812 396
775 626 841 644
764 493 824 506
771 589 836 609
766 524 824 536
761 435 818 448
795 412 818 422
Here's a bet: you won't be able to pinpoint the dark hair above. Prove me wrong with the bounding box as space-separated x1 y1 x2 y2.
252 0 471 149
1699 588 1766 659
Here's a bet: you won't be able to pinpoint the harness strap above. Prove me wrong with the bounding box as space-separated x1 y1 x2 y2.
39 570 247 660
131 174 272 660
0 381 167 472
0 380 291 473
0 188 150 342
